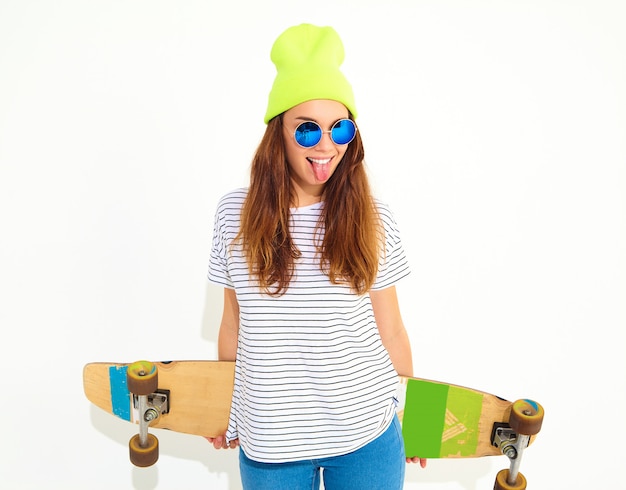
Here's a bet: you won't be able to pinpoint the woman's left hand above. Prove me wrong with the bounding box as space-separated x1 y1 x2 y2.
406 456 427 468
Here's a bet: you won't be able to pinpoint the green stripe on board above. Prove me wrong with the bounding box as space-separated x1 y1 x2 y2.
402 379 449 458
440 385 482 457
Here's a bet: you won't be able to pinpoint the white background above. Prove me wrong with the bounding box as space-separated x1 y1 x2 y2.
1 0 624 489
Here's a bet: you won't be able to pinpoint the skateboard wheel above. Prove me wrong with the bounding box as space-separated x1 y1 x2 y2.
127 361 158 395
493 469 527 490
510 399 544 436
129 433 159 467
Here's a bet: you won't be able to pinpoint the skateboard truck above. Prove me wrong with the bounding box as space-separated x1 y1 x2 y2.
132 390 170 419
126 361 162 467
132 389 170 465
492 425 529 488
492 399 544 490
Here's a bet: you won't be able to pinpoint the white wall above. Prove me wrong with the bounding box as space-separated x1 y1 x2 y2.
1 1 624 489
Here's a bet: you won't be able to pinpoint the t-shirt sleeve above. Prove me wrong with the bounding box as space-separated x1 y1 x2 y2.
207 196 235 289
371 202 411 290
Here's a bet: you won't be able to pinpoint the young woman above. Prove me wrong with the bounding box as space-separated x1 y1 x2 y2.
207 24 426 490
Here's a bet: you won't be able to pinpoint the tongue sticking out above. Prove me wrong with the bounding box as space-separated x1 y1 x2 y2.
311 160 331 181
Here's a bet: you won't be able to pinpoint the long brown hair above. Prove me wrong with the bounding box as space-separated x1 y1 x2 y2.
237 114 382 296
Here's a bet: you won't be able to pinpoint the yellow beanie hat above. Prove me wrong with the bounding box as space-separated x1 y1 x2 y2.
264 24 357 124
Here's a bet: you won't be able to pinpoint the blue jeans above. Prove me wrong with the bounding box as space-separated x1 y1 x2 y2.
239 415 405 490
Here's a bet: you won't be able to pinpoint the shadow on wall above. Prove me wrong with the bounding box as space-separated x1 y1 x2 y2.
87 400 501 490
201 283 225 348
406 456 496 489
88 405 243 489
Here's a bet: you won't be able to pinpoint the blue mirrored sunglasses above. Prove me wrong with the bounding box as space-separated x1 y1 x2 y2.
293 119 357 148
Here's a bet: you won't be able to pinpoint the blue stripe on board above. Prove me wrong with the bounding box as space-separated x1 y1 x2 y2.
109 366 131 421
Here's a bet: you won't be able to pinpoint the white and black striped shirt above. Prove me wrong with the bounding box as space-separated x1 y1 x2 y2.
208 188 410 463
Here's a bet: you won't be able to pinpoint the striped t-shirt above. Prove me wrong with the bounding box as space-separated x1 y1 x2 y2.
207 188 410 463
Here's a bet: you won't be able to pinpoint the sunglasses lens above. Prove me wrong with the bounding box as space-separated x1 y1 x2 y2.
294 122 322 148
293 119 357 147
331 119 357 145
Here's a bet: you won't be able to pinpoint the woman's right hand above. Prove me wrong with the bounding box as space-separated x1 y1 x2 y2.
205 435 239 450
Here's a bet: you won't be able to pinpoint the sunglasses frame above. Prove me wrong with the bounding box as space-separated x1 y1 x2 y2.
292 119 357 148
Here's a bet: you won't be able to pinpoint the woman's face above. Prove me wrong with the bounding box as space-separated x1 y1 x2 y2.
282 99 351 207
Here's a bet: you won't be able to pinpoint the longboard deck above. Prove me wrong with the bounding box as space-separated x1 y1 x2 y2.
84 360 530 459
83 361 235 436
